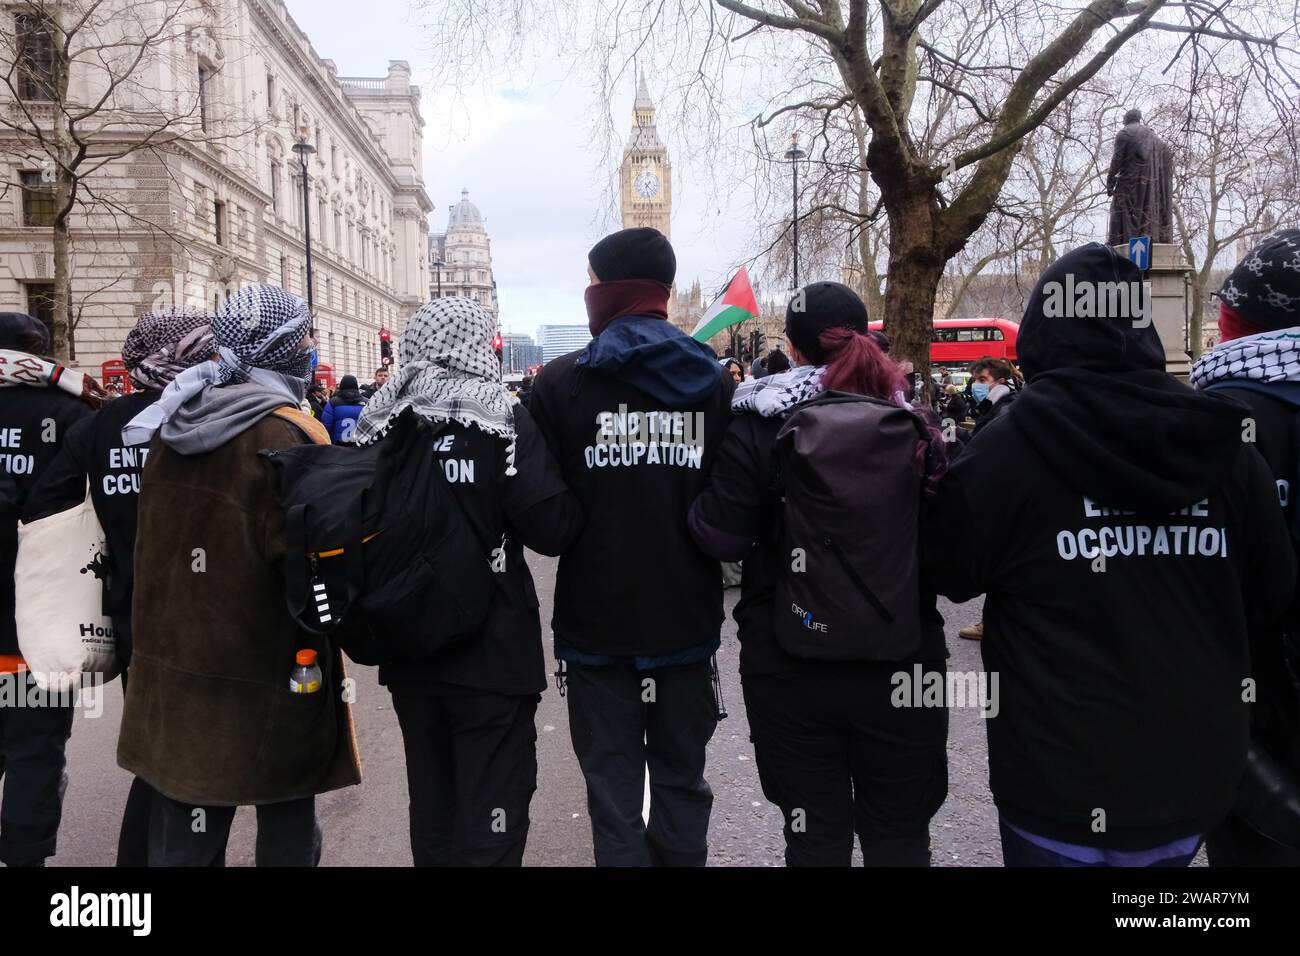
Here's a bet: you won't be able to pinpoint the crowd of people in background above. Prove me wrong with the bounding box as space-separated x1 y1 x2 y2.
0 224 1298 869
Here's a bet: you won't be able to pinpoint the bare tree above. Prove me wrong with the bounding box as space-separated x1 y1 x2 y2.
1162 68 1300 358
418 0 1299 386
0 0 253 361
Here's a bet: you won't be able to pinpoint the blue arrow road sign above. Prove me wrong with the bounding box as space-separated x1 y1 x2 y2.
1128 235 1150 270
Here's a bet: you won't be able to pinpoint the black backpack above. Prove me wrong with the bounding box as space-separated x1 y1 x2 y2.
262 407 494 665
771 391 929 662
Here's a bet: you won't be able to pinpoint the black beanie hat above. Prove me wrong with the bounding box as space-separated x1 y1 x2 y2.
0 312 51 353
588 228 676 284
1217 229 1300 331
785 281 869 363
339 374 359 391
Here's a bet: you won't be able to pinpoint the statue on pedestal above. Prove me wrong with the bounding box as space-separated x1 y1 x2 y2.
1106 109 1174 246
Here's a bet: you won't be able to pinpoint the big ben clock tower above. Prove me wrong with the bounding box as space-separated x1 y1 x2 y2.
620 71 672 239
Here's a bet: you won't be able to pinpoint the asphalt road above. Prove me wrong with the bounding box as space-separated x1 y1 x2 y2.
51 553 1000 867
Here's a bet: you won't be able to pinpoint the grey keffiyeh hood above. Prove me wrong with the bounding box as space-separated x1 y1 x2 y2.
355 297 516 472
123 285 313 453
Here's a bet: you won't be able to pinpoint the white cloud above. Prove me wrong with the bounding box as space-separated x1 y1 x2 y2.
285 0 771 338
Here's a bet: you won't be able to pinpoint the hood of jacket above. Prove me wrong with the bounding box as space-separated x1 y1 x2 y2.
1009 244 1246 511
331 388 364 407
577 314 723 408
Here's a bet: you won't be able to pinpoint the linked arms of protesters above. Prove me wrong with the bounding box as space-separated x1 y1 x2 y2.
502 404 583 557
1233 445 1297 632
921 448 989 604
688 416 772 562
21 414 95 522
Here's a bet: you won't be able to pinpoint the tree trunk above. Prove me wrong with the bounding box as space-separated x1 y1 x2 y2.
881 196 945 401
50 1 74 363
52 208 71 361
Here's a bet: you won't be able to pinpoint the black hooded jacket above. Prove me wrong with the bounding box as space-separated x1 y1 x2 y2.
529 315 734 656
925 243 1296 848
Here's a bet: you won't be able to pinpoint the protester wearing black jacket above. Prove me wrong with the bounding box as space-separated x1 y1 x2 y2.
0 313 100 866
529 228 734 866
356 297 581 867
1191 228 1300 866
21 307 215 866
689 283 949 866
926 243 1295 865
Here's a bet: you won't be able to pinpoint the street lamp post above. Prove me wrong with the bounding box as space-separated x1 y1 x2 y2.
292 129 317 331
784 132 807 289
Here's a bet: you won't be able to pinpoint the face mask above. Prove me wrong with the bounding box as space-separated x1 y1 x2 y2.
971 382 991 403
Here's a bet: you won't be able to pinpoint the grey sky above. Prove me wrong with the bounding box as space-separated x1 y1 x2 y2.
283 0 760 339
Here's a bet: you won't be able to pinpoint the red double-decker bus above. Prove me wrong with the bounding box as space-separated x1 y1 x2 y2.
868 317 1019 368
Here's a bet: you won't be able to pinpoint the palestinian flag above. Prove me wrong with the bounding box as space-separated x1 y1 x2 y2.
691 266 758 342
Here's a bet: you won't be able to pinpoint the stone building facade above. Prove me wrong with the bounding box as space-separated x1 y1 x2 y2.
429 188 498 319
0 0 432 378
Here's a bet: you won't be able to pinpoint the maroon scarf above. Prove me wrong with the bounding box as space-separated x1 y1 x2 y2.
585 279 671 336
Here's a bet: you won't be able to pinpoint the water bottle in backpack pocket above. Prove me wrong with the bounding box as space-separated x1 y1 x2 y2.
771 392 928 662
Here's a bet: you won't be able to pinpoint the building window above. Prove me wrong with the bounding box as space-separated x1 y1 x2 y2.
25 283 55 341
279 255 289 288
270 161 280 215
15 13 55 102
20 171 56 226
334 211 342 250
198 65 212 131
214 200 226 245
266 74 277 114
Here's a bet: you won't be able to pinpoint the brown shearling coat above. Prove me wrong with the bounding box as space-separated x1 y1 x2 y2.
117 409 361 806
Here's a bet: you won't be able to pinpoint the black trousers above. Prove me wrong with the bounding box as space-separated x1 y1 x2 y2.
148 793 321 867
742 663 949 867
115 668 156 867
566 659 718 867
391 691 539 866
0 672 75 866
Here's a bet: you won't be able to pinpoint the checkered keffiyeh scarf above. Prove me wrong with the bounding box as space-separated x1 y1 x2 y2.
213 285 313 385
731 364 825 418
1190 326 1300 389
121 284 313 446
356 298 516 473
122 307 215 391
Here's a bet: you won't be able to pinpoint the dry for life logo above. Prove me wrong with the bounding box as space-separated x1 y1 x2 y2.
49 886 151 936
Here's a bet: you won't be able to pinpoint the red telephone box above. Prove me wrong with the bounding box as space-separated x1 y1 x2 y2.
101 360 132 395
314 363 337 389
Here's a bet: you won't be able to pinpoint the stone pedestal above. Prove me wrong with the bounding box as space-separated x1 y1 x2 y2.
1113 242 1192 378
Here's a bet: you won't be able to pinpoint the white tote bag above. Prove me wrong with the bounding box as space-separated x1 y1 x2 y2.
14 481 119 691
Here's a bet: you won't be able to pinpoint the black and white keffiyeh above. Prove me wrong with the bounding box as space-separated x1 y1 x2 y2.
1216 229 1300 329
1190 325 1300 390
122 284 313 445
122 306 215 391
731 364 825 418
355 298 516 472
211 285 314 385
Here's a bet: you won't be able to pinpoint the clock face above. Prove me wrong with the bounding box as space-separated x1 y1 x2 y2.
633 169 661 199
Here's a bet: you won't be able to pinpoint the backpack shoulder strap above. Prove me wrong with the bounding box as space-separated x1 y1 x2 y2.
272 406 331 446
